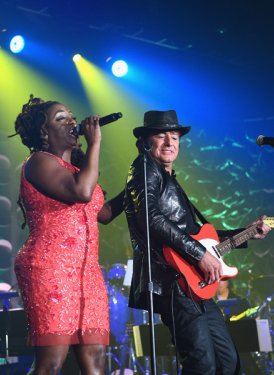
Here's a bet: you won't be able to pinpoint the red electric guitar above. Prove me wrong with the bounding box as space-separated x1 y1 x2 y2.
163 217 274 300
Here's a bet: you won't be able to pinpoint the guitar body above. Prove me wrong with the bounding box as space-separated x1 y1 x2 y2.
163 223 238 300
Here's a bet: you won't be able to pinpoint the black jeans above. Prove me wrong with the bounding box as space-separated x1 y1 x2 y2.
160 288 240 375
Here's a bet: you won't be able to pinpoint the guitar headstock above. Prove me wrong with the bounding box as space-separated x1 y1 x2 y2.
264 217 274 228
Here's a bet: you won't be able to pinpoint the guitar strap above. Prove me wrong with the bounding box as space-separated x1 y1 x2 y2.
191 203 209 225
177 183 209 226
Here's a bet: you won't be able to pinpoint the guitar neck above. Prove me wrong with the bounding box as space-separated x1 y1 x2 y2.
216 216 273 256
216 224 258 256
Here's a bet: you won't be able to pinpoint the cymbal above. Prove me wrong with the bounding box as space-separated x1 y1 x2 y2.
250 275 274 298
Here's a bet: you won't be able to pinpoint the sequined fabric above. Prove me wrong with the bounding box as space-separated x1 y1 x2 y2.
14 152 109 346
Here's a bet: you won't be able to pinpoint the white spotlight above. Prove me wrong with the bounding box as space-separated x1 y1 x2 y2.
111 60 128 77
9 35 25 54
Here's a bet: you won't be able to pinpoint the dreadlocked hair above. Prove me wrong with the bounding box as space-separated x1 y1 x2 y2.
9 94 58 153
10 94 85 168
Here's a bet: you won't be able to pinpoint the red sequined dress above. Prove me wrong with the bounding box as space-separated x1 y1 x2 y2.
14 152 109 346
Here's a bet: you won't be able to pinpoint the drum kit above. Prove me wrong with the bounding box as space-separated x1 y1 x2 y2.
103 263 168 375
104 263 142 374
104 264 274 375
219 274 274 375
248 275 274 374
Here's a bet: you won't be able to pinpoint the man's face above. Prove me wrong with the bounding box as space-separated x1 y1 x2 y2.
148 131 180 171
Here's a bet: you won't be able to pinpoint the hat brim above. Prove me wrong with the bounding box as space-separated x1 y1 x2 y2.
133 125 191 138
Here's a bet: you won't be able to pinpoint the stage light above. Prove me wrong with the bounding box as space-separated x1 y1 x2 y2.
9 35 25 54
73 53 82 62
111 60 128 77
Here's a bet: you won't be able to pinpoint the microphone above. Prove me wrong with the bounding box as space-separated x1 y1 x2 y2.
75 112 123 135
135 139 153 154
256 135 274 148
143 140 153 152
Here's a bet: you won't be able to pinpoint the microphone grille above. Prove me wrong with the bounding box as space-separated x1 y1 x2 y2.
256 135 264 146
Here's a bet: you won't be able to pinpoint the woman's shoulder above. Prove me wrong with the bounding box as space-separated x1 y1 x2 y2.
24 151 77 181
26 151 74 170
27 151 61 163
24 151 52 165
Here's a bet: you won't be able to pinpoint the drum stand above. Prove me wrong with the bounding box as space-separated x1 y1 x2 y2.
0 290 19 364
0 300 19 375
106 346 121 374
2 300 11 365
106 338 146 374
127 338 138 373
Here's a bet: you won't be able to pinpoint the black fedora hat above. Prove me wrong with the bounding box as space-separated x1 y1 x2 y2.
133 110 191 138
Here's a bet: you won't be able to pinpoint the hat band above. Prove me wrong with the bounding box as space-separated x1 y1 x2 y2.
145 123 181 128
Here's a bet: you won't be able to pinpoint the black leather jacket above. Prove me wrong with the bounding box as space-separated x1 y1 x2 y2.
124 153 208 313
124 153 246 313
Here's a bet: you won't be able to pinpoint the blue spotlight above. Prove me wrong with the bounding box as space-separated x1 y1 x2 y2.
111 60 128 77
9 35 25 54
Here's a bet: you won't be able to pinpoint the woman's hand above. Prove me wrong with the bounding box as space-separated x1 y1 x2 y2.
81 115 101 146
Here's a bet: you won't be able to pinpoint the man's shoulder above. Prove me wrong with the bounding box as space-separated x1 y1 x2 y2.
127 155 165 189
131 153 162 171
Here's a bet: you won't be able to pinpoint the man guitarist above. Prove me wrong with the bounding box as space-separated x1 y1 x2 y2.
124 110 271 375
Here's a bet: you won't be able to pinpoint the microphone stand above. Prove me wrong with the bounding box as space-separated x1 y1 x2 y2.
143 150 157 375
